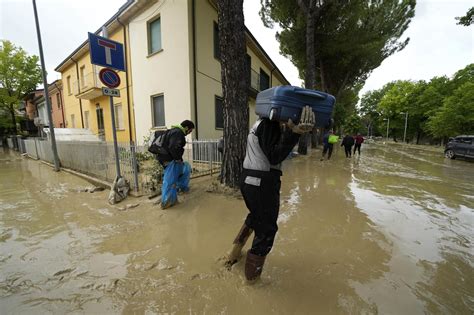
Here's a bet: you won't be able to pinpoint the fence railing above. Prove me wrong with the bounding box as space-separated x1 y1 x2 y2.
17 137 222 193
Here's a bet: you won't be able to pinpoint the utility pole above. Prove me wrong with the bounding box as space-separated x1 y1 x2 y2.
384 117 390 141
32 0 60 171
402 112 408 143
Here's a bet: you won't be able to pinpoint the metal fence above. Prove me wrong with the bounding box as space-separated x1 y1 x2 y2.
18 138 222 193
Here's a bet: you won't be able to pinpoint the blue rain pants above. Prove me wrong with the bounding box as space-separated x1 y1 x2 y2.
161 161 191 208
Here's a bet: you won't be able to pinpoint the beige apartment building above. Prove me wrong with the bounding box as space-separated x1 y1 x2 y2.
128 0 290 143
55 0 289 143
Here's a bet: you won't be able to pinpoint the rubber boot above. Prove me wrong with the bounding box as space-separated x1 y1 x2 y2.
245 250 266 281
225 224 253 267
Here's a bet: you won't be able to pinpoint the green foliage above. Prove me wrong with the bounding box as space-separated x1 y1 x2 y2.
259 0 416 134
139 134 164 192
427 81 474 137
359 63 474 142
343 114 364 135
456 7 474 26
0 40 42 133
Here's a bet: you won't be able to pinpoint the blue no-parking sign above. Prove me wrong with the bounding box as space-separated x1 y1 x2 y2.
99 68 121 88
88 32 125 71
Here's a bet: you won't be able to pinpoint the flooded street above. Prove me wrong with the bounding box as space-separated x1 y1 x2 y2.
1 143 473 314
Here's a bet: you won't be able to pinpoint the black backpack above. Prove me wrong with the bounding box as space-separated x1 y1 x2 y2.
148 130 169 155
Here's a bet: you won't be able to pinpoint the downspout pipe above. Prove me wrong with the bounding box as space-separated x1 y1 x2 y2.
54 81 66 127
71 57 84 128
117 17 133 142
270 67 276 87
192 0 199 139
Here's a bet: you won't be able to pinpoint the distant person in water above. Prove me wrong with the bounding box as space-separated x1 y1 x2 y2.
341 134 355 158
320 130 336 161
353 133 364 155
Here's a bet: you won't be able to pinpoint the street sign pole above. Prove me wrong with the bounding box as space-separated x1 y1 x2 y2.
32 0 60 171
102 26 121 178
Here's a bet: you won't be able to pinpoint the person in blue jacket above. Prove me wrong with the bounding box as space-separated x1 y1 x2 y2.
225 106 315 281
157 120 194 209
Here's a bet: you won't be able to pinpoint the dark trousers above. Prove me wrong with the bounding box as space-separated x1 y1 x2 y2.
344 145 352 157
322 144 334 159
354 143 362 155
241 169 281 256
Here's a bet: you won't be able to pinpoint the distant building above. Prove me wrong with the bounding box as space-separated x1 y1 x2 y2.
48 80 66 128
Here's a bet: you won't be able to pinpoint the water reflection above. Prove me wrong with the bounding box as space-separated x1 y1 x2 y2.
349 143 474 314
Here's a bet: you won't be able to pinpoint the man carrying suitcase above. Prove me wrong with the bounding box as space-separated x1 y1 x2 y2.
225 106 315 281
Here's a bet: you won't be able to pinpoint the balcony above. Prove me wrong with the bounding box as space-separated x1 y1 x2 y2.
73 71 105 100
247 69 260 99
250 68 260 92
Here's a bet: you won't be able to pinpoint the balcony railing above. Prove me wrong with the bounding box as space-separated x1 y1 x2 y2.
73 71 105 100
250 68 260 92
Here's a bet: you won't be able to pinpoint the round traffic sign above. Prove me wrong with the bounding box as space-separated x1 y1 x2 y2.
99 68 121 88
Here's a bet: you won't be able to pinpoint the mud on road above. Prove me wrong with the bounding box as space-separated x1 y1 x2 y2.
0 143 473 314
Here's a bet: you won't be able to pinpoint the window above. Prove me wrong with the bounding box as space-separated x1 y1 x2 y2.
260 68 270 91
215 96 223 129
67 76 71 95
114 104 124 130
84 111 90 129
56 93 61 109
71 114 76 128
96 106 104 131
80 66 86 87
148 17 162 54
213 21 220 60
151 95 165 127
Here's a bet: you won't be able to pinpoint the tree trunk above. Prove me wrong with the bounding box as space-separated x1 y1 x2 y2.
217 0 249 188
319 58 327 92
298 6 317 155
310 127 319 148
304 11 317 90
9 104 17 134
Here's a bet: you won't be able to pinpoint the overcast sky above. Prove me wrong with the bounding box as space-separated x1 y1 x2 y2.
1 0 472 97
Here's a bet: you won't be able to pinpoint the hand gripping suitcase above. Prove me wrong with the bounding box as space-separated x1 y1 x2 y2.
255 86 335 128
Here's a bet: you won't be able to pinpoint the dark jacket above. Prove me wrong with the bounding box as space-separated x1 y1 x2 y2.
341 135 355 147
243 118 300 175
157 127 186 162
257 119 299 166
354 135 364 144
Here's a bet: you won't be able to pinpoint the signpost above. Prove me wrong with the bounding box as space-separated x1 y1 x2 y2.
99 68 121 88
88 33 125 71
88 29 125 184
102 87 120 97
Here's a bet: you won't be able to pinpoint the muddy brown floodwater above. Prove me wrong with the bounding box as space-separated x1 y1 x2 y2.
0 143 473 314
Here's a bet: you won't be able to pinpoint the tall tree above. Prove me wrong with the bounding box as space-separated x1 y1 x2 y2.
216 0 249 188
0 40 42 134
427 82 474 138
260 0 416 148
456 7 474 26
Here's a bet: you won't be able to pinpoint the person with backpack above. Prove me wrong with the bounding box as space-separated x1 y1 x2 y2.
149 120 195 209
341 134 355 158
320 129 337 161
224 106 315 281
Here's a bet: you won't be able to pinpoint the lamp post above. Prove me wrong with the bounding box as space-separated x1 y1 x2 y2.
400 112 408 143
32 0 60 171
383 118 390 141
